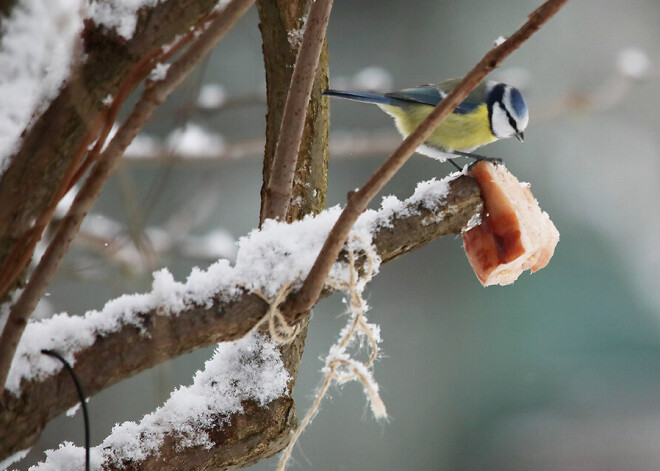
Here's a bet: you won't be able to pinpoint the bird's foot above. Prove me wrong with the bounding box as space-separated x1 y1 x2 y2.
452 150 503 165
450 151 503 171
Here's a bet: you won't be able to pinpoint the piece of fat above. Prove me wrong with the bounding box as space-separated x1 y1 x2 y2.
462 161 560 287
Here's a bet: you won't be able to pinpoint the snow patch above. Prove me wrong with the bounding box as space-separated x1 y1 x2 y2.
356 177 452 231
148 62 170 82
0 448 31 470
197 83 227 109
65 402 81 418
0 0 83 175
617 47 650 79
493 36 507 46
166 123 226 157
86 0 162 39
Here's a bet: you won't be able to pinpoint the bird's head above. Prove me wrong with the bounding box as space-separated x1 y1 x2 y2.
487 82 528 142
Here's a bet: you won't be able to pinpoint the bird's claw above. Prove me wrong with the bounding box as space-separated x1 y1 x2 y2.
467 156 503 171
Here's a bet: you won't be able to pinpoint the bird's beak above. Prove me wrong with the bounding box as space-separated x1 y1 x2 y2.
515 131 525 142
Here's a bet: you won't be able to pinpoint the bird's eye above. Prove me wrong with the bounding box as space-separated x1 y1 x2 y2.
508 117 517 129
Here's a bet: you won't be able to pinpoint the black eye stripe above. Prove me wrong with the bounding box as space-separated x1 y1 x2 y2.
486 85 522 136
504 107 519 133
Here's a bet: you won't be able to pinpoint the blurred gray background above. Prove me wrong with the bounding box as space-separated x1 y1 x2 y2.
18 0 660 469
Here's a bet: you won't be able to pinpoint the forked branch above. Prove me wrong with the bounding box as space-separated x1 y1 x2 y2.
262 0 334 221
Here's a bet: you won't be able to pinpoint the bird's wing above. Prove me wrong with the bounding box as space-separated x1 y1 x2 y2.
385 85 446 106
386 80 487 114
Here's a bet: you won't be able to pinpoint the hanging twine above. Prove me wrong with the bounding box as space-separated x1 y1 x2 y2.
275 235 385 471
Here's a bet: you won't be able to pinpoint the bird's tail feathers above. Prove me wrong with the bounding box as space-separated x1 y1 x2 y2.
323 89 395 106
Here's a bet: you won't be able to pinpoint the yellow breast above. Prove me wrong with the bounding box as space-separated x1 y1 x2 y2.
379 103 497 152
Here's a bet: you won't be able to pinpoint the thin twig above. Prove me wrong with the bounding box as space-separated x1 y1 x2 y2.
0 0 256 390
284 0 570 320
262 0 334 221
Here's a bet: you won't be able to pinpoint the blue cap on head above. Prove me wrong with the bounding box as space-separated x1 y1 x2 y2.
509 87 527 118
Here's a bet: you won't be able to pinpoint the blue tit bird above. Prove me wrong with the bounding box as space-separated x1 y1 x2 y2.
323 79 528 165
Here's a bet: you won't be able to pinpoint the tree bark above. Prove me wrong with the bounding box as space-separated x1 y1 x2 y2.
261 0 333 221
257 0 329 224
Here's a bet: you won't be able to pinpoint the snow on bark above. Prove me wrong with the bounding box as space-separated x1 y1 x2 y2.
29 332 288 470
0 0 83 174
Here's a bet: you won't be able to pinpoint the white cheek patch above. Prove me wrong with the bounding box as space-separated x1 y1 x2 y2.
518 111 529 131
490 103 514 138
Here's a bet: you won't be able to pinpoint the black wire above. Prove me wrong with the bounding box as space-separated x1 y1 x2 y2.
41 349 90 471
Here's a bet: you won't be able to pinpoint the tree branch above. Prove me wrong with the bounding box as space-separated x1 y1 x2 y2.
0 0 256 391
102 397 297 470
261 0 334 221
29 333 298 471
0 174 480 460
0 2 241 303
0 0 221 301
244 2 334 468
284 0 571 321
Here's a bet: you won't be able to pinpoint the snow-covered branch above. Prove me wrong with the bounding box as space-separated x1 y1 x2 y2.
31 332 293 471
0 173 481 461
